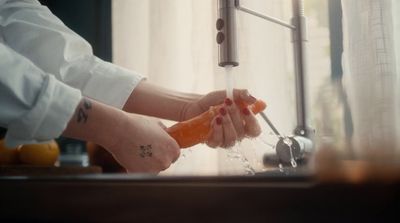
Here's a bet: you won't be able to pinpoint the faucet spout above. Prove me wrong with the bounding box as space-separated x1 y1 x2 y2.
216 0 239 67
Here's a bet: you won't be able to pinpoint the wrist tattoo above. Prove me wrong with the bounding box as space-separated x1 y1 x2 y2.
77 98 92 124
139 145 153 158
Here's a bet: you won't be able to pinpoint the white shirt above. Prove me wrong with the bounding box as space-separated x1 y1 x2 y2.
0 0 144 147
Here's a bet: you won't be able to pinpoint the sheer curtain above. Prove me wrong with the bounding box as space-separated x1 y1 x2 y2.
342 0 400 157
112 0 294 175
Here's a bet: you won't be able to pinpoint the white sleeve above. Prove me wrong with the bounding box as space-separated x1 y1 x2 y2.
0 0 145 109
0 43 82 147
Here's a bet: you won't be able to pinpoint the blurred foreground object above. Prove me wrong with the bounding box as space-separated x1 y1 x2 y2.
341 0 400 158
314 144 400 184
314 78 353 158
0 139 102 175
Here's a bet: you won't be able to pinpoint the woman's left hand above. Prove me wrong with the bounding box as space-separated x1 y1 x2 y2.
182 89 262 148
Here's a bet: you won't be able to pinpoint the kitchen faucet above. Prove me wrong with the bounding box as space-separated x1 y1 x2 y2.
216 0 314 166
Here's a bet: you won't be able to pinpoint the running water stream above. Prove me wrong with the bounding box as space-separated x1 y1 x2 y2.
225 65 234 100
224 66 256 175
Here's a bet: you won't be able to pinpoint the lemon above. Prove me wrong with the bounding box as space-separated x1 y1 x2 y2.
0 139 19 165
18 141 60 166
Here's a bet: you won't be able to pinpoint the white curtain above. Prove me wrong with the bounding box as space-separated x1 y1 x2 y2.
112 0 295 175
342 0 400 157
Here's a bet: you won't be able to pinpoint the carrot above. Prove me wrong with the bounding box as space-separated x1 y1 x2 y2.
167 100 267 148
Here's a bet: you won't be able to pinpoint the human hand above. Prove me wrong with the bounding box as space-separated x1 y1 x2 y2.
106 113 181 173
63 98 180 174
182 89 262 148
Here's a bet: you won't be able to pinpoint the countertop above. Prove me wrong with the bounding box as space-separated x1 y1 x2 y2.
0 171 399 222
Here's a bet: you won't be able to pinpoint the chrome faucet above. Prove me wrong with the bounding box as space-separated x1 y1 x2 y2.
217 0 239 67
216 0 314 166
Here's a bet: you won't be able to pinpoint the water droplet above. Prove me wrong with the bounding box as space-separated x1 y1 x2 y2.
225 148 255 175
278 163 284 172
181 153 186 159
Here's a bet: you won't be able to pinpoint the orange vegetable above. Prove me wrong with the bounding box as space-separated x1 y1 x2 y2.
167 100 267 148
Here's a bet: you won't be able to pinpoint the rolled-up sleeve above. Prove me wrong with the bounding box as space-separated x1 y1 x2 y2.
0 0 144 109
0 43 82 147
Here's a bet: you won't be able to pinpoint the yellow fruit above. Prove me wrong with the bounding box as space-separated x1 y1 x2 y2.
18 141 60 166
0 139 19 165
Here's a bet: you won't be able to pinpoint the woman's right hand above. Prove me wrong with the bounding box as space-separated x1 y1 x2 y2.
63 98 180 174
106 113 181 173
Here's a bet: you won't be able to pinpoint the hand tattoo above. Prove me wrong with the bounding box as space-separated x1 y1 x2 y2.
77 98 92 124
139 145 153 158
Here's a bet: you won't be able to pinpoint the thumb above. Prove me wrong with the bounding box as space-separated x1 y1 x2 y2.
234 89 257 105
198 91 226 108
199 89 258 109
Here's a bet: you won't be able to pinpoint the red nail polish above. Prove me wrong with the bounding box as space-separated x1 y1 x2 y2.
219 107 227 116
242 107 251 116
225 98 233 106
216 116 223 125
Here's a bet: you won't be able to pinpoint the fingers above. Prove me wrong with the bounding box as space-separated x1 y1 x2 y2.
225 98 246 141
206 116 223 148
203 89 261 149
198 91 225 111
219 107 237 148
207 104 261 149
233 89 257 105
207 107 237 148
207 109 238 149
242 107 262 137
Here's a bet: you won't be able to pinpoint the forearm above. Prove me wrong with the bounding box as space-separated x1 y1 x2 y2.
63 97 125 148
0 43 82 147
0 0 144 109
123 81 202 122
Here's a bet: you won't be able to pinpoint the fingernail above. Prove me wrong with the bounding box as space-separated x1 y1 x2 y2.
219 107 227 116
216 116 223 125
242 107 251 116
249 94 257 101
225 98 233 106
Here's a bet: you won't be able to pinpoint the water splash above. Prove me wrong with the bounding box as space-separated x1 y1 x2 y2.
224 66 255 174
226 147 256 175
257 136 276 148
